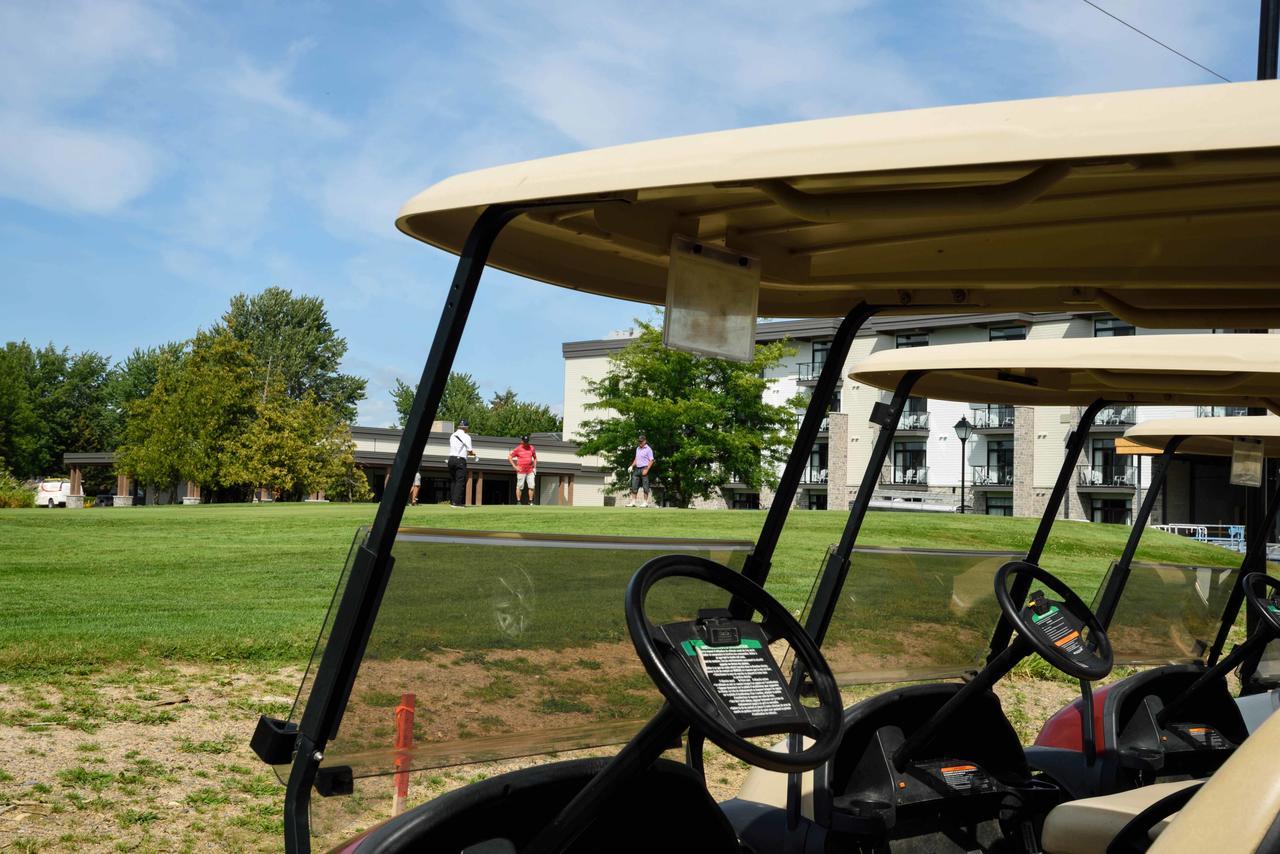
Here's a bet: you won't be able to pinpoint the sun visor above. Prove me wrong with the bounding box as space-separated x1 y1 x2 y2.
662 237 760 362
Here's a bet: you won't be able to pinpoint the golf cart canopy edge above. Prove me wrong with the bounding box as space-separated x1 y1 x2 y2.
397 81 1280 322
1120 415 1280 457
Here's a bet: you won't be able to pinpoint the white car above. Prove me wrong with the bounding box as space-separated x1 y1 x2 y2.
36 479 71 507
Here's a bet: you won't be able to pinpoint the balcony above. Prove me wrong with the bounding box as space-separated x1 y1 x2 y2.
1197 405 1250 418
973 405 1015 431
1091 406 1137 429
796 360 826 383
800 466 829 485
795 414 830 434
1077 464 1138 489
881 466 929 487
972 465 1014 488
897 411 930 432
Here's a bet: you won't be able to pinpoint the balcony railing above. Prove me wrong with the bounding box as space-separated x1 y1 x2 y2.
1197 405 1250 418
897 411 930 431
973 406 1015 429
882 466 929 486
795 414 830 433
972 464 1014 486
1092 406 1137 428
800 467 829 484
797 360 826 382
1077 464 1138 488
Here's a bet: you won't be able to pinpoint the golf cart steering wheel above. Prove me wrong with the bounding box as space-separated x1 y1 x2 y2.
626 555 843 773
995 561 1113 681
1243 572 1280 634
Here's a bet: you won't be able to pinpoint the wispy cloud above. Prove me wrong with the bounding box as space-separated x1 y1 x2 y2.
222 39 347 137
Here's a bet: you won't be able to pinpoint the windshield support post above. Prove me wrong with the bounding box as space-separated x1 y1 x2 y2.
281 203 529 853
1208 468 1280 667
985 398 1107 664
803 370 922 647
1094 436 1185 628
742 303 878 588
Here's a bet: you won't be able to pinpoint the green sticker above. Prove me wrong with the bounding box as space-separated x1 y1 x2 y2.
681 638 763 655
1031 605 1059 623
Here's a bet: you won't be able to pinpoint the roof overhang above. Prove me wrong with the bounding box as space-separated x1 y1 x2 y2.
398 81 1280 323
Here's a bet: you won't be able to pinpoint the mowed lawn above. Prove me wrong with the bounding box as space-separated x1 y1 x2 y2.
0 502 1243 677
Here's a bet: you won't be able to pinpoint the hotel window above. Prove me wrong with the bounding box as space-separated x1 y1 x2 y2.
985 495 1013 517
1094 316 1135 337
896 332 928 348
989 326 1027 341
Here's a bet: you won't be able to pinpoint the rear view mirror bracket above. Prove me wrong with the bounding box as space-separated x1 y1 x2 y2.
251 715 299 767
315 765 354 798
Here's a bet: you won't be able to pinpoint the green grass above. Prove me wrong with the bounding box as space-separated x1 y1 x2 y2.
0 503 1243 676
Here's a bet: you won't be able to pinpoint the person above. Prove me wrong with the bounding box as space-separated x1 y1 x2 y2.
410 470 421 505
448 419 476 508
627 434 655 508
508 434 538 506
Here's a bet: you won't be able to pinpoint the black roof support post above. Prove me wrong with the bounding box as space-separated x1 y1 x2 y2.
803 371 922 648
282 203 531 853
1094 436 1185 628
742 303 878 589
986 398 1107 663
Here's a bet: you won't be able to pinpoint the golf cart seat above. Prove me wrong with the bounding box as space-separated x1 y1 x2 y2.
349 757 741 853
1041 703 1280 853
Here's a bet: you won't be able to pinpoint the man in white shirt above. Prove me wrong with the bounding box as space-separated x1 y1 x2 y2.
448 419 476 507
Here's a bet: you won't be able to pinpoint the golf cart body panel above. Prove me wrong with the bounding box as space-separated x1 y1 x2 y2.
397 81 1280 322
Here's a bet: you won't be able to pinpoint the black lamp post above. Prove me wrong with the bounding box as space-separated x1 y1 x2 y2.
954 416 973 514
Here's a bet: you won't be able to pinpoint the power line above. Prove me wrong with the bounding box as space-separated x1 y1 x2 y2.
1078 0 1232 83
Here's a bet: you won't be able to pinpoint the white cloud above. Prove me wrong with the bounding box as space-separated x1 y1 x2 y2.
222 41 347 137
0 116 158 214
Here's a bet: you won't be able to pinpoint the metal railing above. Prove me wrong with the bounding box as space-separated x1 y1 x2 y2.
973 406 1015 429
1076 463 1138 488
800 467 829 484
797 360 826 382
897 411 930 431
1092 405 1136 427
1196 405 1250 418
882 466 929 486
796 414 830 433
972 464 1014 486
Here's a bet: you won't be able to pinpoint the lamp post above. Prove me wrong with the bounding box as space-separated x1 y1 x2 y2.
954 416 973 514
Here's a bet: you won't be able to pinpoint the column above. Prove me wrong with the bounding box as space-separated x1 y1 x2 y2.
67 465 85 508
567 474 575 506
476 471 484 506
465 472 475 506
182 481 202 505
114 474 134 507
558 475 566 505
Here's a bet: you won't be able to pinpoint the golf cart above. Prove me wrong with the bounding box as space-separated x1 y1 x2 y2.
250 81 1280 853
1028 416 1280 800
721 335 1280 853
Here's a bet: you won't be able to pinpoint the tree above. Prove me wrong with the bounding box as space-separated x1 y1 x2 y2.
391 372 483 429
220 286 366 421
104 342 185 447
115 330 259 492
391 373 561 436
575 321 799 508
0 343 41 477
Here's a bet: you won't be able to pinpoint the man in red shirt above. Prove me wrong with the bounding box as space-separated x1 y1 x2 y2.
508 434 538 506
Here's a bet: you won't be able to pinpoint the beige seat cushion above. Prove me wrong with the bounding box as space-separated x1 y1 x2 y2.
1041 780 1200 854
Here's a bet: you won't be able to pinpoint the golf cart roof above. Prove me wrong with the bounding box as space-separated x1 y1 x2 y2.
850 334 1280 408
398 81 1280 322
1121 415 1280 457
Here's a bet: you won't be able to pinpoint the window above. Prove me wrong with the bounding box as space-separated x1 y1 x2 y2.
989 326 1027 341
896 332 928 349
985 495 1013 517
830 389 842 414
811 340 831 366
731 492 760 510
987 440 1014 484
1092 498 1132 524
806 493 828 510
806 444 828 483
1094 316 1135 337
893 440 927 484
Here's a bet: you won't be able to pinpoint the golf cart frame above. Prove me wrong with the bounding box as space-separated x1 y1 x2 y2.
252 82 1280 852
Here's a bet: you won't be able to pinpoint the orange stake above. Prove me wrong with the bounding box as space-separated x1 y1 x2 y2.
391 693 416 816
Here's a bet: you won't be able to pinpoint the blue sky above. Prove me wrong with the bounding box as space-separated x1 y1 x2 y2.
0 1 1263 427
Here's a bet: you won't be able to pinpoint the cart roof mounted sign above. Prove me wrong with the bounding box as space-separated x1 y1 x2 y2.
398 81 1280 324
850 335 1280 408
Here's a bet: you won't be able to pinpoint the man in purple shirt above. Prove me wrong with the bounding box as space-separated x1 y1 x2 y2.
627 434 656 508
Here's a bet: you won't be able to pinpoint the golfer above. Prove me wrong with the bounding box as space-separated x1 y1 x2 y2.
448 419 476 507
627 434 655 508
508 434 538 506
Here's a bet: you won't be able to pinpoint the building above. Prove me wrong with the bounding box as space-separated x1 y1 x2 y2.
563 314 1274 526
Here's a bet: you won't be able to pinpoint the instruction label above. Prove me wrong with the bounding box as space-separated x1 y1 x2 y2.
1178 725 1228 749
1028 601 1086 658
696 642 796 720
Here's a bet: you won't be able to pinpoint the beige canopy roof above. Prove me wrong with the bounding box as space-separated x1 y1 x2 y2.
1119 415 1280 457
850 334 1280 408
398 81 1280 322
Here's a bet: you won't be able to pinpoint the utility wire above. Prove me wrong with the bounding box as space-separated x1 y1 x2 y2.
1078 0 1232 83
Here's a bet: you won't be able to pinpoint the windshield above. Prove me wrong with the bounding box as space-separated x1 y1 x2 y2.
1094 560 1238 665
796 546 1020 684
283 527 753 783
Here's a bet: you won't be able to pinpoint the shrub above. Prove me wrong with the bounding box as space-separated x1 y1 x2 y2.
0 466 35 508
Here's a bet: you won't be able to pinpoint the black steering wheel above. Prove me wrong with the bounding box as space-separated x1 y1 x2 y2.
1243 572 1280 634
625 554 843 773
995 560 1113 681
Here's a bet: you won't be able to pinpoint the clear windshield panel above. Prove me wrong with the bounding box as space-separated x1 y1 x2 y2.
1095 560 1239 666
802 547 1020 684
300 528 752 782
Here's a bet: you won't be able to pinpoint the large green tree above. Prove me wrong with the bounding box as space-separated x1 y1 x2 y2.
576 321 799 507
391 373 561 436
220 287 366 421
